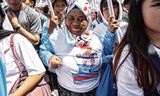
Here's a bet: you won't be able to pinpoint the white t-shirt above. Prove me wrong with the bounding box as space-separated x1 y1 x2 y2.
116 45 160 96
0 34 46 95
49 30 103 93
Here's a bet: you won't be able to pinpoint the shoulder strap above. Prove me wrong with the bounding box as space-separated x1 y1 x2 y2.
10 34 22 72
10 34 19 68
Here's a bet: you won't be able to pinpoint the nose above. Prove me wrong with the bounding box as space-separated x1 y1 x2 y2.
72 19 79 26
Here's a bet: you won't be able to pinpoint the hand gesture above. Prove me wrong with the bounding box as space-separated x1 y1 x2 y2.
108 16 119 32
48 16 59 34
49 55 62 69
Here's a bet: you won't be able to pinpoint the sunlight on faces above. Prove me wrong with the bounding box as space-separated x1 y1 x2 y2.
53 0 67 22
101 2 119 21
65 8 88 36
142 0 160 34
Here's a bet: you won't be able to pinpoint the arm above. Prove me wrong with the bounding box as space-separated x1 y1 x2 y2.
10 34 46 96
7 11 41 45
41 20 50 44
10 74 44 96
39 28 62 68
103 30 115 56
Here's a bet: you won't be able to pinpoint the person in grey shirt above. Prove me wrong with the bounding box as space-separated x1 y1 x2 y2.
5 0 42 50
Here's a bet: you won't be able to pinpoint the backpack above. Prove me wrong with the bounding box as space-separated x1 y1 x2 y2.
9 33 51 96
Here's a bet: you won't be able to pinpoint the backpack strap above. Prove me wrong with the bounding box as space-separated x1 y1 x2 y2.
10 34 28 76
9 33 25 94
10 33 21 70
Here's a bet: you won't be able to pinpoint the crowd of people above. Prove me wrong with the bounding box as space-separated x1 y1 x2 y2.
0 0 160 96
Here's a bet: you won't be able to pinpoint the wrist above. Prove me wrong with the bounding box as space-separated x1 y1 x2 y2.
14 25 21 31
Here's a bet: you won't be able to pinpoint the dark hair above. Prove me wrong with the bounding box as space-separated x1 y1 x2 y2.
52 0 67 8
30 0 36 7
43 5 49 14
0 0 3 3
100 0 119 19
0 5 5 28
113 0 157 92
100 0 118 7
123 0 130 5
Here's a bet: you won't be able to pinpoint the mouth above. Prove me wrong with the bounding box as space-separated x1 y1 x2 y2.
72 28 81 32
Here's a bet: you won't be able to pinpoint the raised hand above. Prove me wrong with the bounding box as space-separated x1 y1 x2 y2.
108 16 119 32
48 16 59 34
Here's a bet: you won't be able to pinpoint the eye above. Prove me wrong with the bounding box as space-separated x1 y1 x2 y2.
78 18 87 22
67 17 74 21
151 2 160 7
79 18 84 22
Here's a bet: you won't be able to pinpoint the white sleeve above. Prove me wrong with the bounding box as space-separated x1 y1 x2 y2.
13 34 46 75
116 46 144 96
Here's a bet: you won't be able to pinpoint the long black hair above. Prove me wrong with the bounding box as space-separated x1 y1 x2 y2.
0 5 5 29
113 0 157 92
0 5 15 39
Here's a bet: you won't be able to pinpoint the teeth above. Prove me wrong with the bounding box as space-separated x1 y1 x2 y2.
72 28 80 31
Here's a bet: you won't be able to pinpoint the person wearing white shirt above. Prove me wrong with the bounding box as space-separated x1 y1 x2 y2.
113 0 160 95
0 5 46 95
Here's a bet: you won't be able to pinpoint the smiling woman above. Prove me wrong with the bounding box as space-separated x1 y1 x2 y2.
65 7 87 36
39 0 108 96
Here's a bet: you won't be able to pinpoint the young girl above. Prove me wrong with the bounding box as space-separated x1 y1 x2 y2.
94 0 128 59
113 0 160 95
0 6 50 96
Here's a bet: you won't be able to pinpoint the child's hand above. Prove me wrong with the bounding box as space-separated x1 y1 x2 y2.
108 16 119 32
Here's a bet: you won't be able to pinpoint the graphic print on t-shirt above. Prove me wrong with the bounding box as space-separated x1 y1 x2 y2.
72 46 101 84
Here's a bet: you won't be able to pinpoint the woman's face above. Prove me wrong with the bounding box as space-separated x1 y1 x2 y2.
53 0 67 22
142 0 160 34
6 0 22 10
65 8 87 36
102 3 119 21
